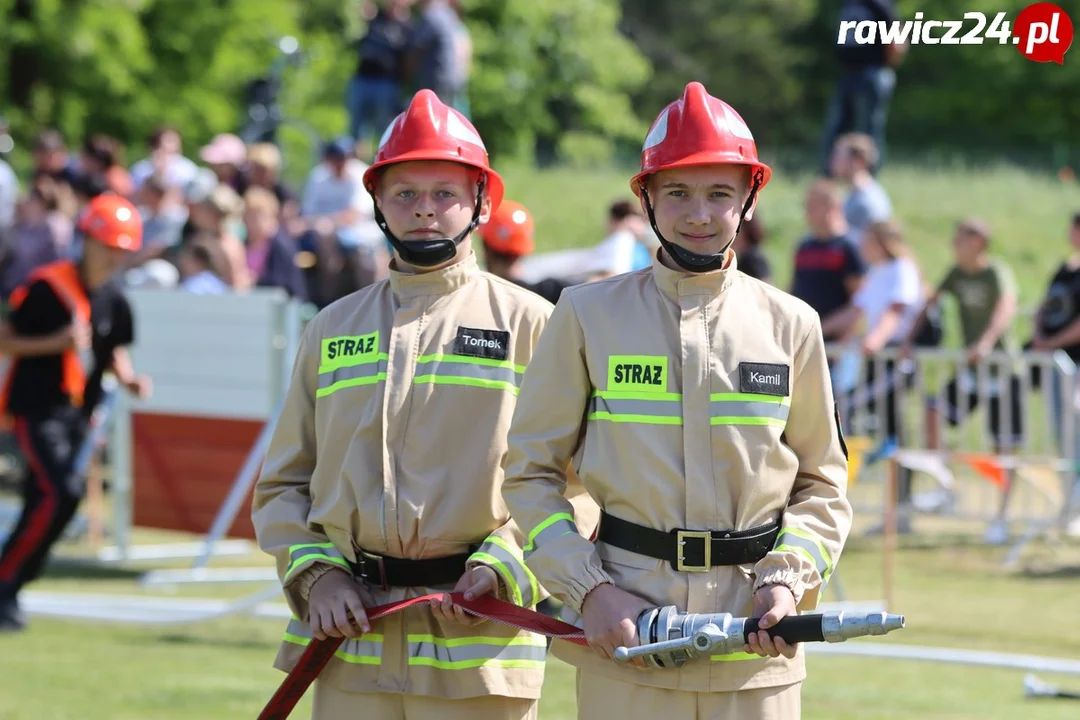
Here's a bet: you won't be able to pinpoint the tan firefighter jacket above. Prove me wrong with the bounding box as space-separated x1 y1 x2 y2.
501 250 852 693
251 251 597 701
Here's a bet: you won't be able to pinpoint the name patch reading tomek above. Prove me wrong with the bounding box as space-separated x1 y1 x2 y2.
454 326 511 361
608 355 668 393
739 362 789 396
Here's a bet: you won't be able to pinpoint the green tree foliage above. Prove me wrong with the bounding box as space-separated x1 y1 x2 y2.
620 0 819 147
0 0 651 174
0 0 1075 177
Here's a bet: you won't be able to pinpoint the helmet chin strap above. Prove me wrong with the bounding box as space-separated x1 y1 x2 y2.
374 174 488 268
639 169 763 274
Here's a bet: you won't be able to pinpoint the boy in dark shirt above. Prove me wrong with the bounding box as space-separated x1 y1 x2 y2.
0 193 152 631
790 178 867 341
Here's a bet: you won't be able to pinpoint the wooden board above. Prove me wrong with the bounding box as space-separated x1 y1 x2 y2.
131 412 264 539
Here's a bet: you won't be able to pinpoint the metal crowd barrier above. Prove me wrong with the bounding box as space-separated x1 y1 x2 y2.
826 342 1080 540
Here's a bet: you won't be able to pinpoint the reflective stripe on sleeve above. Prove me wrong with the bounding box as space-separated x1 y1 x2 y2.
414 353 524 395
773 527 833 582
284 542 350 582
523 512 579 562
710 393 790 428
317 354 389 398
470 535 539 608
282 617 384 665
406 633 547 670
587 390 683 426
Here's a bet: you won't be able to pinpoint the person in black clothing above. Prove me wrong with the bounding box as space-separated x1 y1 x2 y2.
1031 213 1080 437
348 0 415 155
821 0 906 176
0 193 151 632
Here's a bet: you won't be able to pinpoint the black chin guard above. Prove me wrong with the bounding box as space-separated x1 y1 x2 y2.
639 168 763 274
374 174 488 268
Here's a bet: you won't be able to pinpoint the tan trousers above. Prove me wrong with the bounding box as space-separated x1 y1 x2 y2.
311 682 538 720
576 671 801 720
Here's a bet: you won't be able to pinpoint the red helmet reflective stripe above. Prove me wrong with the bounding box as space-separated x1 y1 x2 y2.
630 82 772 196
478 200 535 256
77 193 143 251
362 89 505 212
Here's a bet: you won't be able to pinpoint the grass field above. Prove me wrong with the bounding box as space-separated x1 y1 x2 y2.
1 525 1079 720
2 161 1080 719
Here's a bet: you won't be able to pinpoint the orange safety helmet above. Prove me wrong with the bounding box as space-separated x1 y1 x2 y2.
630 82 771 273
77 193 143 252
363 90 503 267
478 200 535 257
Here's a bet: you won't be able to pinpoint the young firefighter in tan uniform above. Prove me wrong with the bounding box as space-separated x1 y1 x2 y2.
252 90 592 720
501 82 853 719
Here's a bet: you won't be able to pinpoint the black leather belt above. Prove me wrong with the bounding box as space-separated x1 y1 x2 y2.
596 511 780 572
349 546 478 590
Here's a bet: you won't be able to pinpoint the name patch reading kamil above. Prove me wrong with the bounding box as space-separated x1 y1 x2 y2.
608 355 668 393
739 362 789 397
454 326 511 361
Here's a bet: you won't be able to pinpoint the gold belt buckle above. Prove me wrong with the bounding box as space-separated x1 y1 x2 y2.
675 530 712 572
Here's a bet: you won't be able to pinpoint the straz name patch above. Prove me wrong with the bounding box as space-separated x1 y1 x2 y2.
608 355 668 393
454 326 511 361
739 362 789 397
321 331 380 370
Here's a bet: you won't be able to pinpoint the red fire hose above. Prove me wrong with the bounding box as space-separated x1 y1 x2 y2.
257 592 589 720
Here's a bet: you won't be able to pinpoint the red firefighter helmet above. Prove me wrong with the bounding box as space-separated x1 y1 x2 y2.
478 200 535 256
630 82 772 197
77 193 143 251
363 89 504 213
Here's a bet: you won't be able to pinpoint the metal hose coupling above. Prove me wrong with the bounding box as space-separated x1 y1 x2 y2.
614 608 906 669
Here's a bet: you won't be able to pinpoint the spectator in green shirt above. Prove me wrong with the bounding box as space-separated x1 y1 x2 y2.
902 217 1021 544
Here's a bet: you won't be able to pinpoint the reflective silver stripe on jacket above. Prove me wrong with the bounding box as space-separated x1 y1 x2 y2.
470 535 538 608
284 542 350 582
523 512 579 562
406 633 547 669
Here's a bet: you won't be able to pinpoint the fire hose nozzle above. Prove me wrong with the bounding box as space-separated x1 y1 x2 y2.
614 608 907 669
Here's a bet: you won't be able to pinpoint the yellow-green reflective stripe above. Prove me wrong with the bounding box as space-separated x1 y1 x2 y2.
710 652 765 662
524 513 577 560
710 401 789 422
588 395 682 418
775 528 833 581
709 392 790 405
414 375 519 395
283 619 383 665
413 355 522 394
594 390 682 401
471 535 538 608
588 411 683 426
710 416 786 428
471 551 523 607
709 394 789 427
416 352 526 374
284 543 349 582
317 373 388 398
317 357 388 398
406 633 546 669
